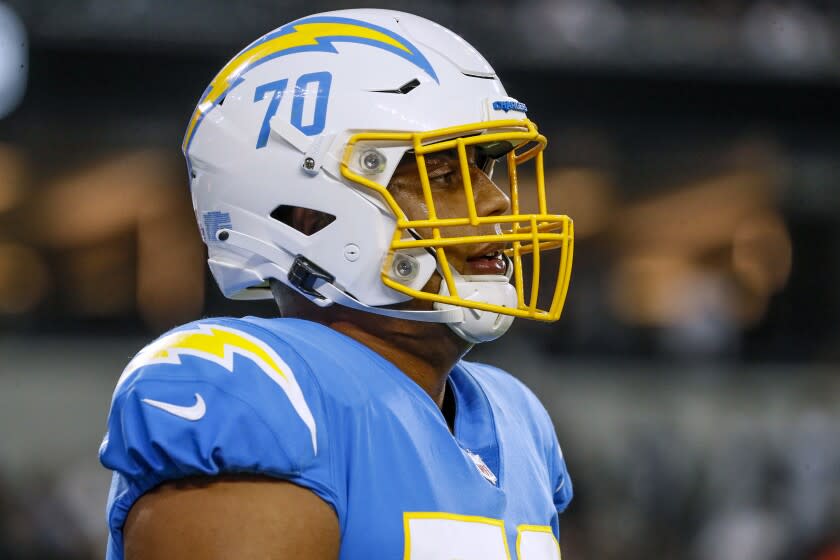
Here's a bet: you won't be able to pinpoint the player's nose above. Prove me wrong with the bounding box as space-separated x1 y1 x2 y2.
473 169 511 218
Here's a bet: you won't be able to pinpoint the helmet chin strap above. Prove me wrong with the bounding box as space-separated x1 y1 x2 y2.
318 251 517 343
315 281 462 322
214 227 516 341
309 231 518 343
318 268 517 344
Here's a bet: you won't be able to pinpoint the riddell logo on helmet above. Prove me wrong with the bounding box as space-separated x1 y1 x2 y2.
492 101 528 113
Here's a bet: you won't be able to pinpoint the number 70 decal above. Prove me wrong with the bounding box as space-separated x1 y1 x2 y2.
253 71 333 148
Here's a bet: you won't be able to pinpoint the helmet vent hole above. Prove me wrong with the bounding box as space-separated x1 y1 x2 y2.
371 78 421 95
461 72 496 80
270 205 336 236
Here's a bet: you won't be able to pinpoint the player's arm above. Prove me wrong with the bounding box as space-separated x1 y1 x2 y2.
124 475 339 560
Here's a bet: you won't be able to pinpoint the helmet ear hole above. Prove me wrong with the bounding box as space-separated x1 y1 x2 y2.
270 205 336 236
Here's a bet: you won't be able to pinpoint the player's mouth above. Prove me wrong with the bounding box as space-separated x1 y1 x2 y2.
465 248 508 275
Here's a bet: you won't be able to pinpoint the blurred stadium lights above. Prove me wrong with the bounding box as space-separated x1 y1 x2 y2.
0 143 25 214
731 211 792 298
0 142 39 315
62 241 137 316
610 252 714 325
135 169 205 331
0 1 27 119
5 0 840 79
612 172 774 255
22 150 204 327
742 2 835 71
545 168 617 239
607 170 792 331
521 0 627 55
0 242 49 314
32 156 147 248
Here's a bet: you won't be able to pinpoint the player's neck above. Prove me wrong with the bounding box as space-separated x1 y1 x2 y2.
277 286 472 409
325 319 471 410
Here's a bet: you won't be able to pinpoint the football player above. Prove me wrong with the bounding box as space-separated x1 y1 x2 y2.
100 8 575 560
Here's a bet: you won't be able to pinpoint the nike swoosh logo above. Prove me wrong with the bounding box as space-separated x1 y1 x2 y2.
142 393 206 421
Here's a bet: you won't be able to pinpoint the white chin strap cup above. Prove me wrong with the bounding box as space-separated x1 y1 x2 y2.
433 272 517 344
211 228 516 342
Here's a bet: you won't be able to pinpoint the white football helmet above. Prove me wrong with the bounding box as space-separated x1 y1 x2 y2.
184 8 574 343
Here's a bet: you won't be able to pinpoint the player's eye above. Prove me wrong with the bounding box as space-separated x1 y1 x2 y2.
428 163 457 185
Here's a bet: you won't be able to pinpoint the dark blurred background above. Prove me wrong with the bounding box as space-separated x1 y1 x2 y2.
0 1 838 559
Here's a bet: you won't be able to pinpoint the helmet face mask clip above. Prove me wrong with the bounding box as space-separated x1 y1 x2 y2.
185 9 574 343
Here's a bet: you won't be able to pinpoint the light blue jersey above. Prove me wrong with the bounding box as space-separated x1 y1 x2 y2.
100 317 572 559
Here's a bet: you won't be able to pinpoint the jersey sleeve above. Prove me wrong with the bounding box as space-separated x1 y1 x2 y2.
98 318 342 554
548 429 573 513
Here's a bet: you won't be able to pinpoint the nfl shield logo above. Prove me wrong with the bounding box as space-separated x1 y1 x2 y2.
465 450 498 485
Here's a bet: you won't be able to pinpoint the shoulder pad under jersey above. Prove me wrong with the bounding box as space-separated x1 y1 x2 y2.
99 317 343 552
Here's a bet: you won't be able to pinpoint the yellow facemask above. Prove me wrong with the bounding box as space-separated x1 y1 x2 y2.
341 119 574 323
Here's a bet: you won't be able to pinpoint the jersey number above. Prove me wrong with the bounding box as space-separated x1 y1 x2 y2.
404 513 561 560
254 71 332 148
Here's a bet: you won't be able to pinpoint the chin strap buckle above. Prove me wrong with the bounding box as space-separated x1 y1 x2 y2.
288 255 335 300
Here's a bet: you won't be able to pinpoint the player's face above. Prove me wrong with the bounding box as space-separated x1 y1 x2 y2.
387 146 511 277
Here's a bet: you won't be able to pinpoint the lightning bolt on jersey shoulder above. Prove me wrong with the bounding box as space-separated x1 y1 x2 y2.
116 319 318 453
